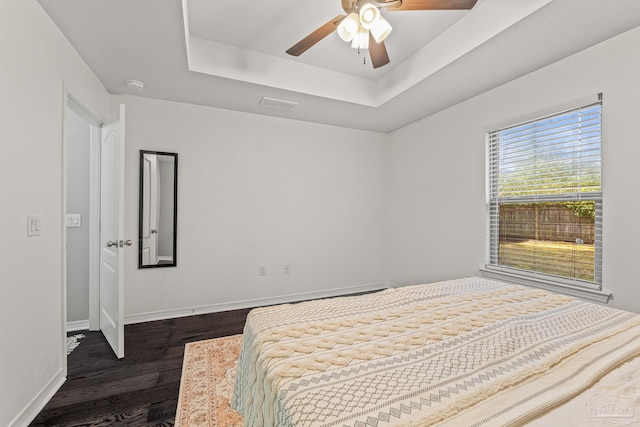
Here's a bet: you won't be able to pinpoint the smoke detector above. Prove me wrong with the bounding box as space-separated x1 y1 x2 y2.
126 79 145 90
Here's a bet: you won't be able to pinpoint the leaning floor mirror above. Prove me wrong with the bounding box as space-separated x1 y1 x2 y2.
139 150 178 268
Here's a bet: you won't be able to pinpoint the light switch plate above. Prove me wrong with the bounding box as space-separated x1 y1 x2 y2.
27 215 41 237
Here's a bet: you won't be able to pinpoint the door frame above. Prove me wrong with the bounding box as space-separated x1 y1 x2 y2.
61 83 103 374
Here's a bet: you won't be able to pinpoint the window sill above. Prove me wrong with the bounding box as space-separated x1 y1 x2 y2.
479 267 611 304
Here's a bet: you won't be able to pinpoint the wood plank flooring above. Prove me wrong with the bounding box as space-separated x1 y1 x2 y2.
31 308 251 426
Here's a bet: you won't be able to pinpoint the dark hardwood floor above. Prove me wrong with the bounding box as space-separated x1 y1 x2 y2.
31 308 252 426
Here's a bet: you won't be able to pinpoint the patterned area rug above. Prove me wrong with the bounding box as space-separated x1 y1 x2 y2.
66 333 85 355
176 334 244 427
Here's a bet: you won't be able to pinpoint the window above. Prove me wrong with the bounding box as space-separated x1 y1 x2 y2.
487 95 602 289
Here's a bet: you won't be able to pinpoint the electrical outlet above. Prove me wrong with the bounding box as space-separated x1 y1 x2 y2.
66 213 82 228
27 215 42 237
259 265 267 276
284 264 291 274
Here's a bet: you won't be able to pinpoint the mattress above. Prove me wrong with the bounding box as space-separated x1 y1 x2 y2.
231 277 640 426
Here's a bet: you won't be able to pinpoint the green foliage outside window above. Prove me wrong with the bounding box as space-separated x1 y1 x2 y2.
565 201 596 218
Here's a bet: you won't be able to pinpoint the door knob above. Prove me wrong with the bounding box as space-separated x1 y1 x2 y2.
107 240 132 247
151 229 158 234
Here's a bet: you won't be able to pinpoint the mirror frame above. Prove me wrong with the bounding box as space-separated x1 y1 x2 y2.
138 150 178 268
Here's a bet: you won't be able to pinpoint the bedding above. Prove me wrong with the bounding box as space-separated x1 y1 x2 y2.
526 355 640 426
231 277 640 426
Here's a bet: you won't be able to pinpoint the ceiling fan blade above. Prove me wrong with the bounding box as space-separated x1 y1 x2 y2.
386 0 477 11
368 34 390 69
286 15 346 56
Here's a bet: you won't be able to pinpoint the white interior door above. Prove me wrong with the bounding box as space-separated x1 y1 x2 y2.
141 153 159 265
99 104 126 359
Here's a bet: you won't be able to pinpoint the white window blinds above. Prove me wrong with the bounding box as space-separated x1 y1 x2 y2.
487 95 602 288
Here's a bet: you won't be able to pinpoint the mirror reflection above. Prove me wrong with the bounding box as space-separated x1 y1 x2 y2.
139 150 177 268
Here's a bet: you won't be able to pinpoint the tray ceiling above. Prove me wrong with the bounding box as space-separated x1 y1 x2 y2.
38 0 640 132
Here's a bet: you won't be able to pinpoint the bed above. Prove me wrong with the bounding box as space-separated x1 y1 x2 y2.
231 277 640 426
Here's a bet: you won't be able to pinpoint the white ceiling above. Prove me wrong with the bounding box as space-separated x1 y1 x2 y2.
38 0 640 133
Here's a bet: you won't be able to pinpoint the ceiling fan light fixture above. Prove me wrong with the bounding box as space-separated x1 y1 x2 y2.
287 0 478 68
358 2 380 29
369 16 392 43
351 25 369 49
337 13 359 42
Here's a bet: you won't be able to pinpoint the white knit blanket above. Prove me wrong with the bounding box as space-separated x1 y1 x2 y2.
231 277 640 426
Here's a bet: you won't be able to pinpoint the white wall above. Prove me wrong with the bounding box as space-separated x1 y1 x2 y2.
119 95 389 319
388 26 640 313
0 2 109 426
66 107 91 322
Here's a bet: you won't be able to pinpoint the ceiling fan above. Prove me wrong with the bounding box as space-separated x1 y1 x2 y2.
286 0 478 69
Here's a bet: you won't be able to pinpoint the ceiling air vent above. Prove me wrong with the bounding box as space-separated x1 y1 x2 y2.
259 97 298 111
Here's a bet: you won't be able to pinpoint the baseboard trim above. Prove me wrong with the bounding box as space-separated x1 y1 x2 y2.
10 369 65 427
125 282 392 325
66 319 90 332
